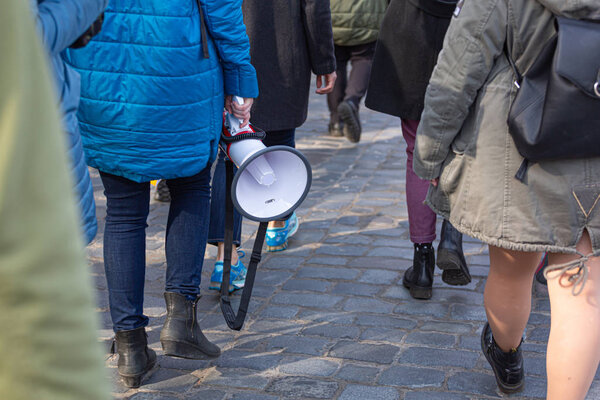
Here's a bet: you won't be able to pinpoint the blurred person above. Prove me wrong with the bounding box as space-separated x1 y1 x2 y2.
365 0 471 300
209 0 337 256
414 0 600 396
327 0 387 142
33 0 108 245
0 1 110 398
66 0 258 388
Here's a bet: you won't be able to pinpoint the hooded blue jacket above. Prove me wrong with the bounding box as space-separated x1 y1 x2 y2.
35 0 107 244
66 0 259 183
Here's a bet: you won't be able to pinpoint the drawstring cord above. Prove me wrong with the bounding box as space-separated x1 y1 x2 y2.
543 253 592 296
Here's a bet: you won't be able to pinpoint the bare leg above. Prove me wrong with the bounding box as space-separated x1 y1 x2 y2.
268 220 286 229
216 242 239 264
484 246 541 351
546 231 600 400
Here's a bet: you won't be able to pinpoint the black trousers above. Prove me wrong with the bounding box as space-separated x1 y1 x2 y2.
327 41 376 122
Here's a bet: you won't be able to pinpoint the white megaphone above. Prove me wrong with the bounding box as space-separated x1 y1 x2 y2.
221 97 312 222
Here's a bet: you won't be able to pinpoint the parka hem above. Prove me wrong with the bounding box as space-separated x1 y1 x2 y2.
425 199 580 255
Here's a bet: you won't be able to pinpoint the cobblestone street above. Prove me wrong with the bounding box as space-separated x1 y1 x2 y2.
88 87 600 400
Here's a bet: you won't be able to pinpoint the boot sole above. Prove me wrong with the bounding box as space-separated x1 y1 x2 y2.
119 359 158 389
402 279 432 300
337 102 361 143
437 249 472 286
161 339 221 360
480 326 525 394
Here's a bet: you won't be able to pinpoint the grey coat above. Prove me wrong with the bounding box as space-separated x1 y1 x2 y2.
243 0 336 131
414 0 600 254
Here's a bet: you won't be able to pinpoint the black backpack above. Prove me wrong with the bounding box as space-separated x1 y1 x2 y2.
505 17 600 181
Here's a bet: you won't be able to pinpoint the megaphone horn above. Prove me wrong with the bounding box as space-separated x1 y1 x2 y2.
221 97 312 222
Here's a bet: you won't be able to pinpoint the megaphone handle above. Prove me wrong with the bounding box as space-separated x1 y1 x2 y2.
220 159 268 330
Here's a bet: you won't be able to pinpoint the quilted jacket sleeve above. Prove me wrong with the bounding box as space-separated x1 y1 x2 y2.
199 0 259 98
301 0 337 75
35 0 107 55
413 0 507 180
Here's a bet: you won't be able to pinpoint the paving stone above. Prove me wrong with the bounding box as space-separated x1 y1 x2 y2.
357 269 400 284
229 392 279 400
296 310 356 325
339 384 400 400
527 326 550 342
265 335 332 356
450 304 488 322
394 301 449 319
404 332 456 348
202 367 269 390
378 366 446 388
315 245 369 256
331 282 381 297
247 319 304 335
329 341 399 364
354 314 417 330
282 278 334 293
306 256 350 266
128 393 180 400
266 376 339 399
419 321 474 334
261 256 307 270
142 367 199 393
403 391 470 400
446 371 500 396
399 347 479 369
296 266 359 280
279 357 340 377
258 305 299 319
343 297 396 314
336 364 380 383
183 389 226 400
271 293 344 308
360 327 407 343
213 350 283 371
302 324 361 339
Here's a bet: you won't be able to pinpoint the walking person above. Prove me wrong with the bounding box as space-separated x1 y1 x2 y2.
209 0 337 255
414 0 600 396
327 0 387 142
66 0 258 388
1 2 110 399
365 0 471 300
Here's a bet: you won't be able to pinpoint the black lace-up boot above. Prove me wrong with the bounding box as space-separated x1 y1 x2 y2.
437 219 472 285
114 327 157 388
481 322 525 393
402 243 435 299
160 292 221 359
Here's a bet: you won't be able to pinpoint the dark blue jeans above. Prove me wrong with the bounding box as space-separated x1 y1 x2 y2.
101 165 211 332
208 129 296 245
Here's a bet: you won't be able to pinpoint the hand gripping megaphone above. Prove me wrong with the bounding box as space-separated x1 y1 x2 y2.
219 97 312 331
221 97 312 222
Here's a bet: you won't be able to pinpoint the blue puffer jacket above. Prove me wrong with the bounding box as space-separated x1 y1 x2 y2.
66 0 259 183
35 0 107 244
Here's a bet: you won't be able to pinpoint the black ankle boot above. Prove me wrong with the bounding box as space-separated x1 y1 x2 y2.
437 219 471 285
160 292 221 359
481 322 524 393
114 327 157 388
402 243 435 299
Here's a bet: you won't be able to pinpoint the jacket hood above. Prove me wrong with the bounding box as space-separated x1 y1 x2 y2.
537 0 600 20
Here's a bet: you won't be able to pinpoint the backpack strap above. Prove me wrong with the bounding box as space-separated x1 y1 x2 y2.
195 0 209 59
504 41 522 88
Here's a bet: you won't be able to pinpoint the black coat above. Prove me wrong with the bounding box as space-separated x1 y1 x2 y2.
243 0 336 131
365 0 456 121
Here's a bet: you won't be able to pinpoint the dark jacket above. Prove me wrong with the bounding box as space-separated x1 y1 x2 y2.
365 0 456 120
243 0 336 131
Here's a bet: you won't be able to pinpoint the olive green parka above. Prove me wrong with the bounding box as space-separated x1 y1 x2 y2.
330 0 388 46
414 0 600 254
